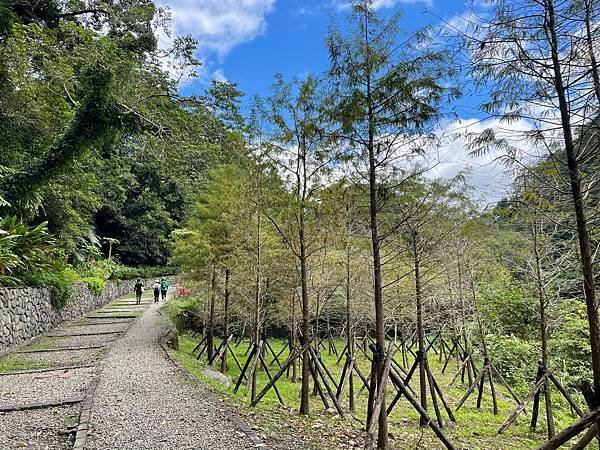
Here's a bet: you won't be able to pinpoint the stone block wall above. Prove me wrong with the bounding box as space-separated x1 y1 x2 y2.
0 278 155 352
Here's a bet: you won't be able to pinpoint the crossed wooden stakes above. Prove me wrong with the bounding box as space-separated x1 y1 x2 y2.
537 406 600 450
399 329 457 372
228 337 345 416
443 335 479 387
340 337 457 449
192 333 249 376
454 355 521 416
410 330 456 365
318 332 339 356
363 342 457 450
498 361 591 440
193 332 459 449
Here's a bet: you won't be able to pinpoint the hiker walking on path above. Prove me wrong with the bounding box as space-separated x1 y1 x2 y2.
134 279 144 305
160 278 169 302
153 279 161 304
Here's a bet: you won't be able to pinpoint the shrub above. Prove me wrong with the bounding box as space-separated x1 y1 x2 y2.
20 270 73 309
82 276 105 295
163 294 203 332
0 217 56 286
76 261 110 280
488 334 537 389
72 259 177 283
176 286 193 297
108 262 177 281
551 299 592 381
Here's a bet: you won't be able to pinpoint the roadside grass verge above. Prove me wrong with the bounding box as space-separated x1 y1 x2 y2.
169 333 586 449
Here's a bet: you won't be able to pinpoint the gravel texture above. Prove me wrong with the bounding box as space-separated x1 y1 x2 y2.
0 405 78 449
103 308 147 312
0 367 94 406
85 302 254 450
16 348 105 368
76 319 132 326
45 334 118 350
52 324 128 336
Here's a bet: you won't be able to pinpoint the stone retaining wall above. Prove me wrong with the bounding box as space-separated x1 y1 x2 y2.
0 278 155 352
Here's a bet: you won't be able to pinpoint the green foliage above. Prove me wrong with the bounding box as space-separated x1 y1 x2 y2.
163 295 203 331
479 277 537 339
81 276 105 295
107 262 176 281
551 299 592 380
20 268 73 309
72 257 175 283
0 1 217 268
488 335 537 387
0 216 56 286
75 260 111 281
173 164 247 278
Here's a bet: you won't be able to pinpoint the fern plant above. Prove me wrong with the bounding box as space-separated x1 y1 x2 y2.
0 216 56 286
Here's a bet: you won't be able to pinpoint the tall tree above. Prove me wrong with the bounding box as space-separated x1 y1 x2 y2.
392 174 471 426
326 2 457 446
259 74 336 415
466 1 600 436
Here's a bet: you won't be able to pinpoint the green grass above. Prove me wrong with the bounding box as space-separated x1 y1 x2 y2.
170 334 587 450
0 354 46 373
24 336 60 351
86 312 141 318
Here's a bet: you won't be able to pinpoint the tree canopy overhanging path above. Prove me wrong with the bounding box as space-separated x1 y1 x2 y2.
0 290 258 450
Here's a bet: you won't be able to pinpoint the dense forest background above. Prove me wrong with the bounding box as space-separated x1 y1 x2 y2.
0 0 247 302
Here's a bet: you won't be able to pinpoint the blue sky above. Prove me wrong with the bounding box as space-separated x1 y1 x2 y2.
155 0 528 204
163 0 475 100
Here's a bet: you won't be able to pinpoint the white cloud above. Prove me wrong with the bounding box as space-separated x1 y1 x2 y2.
418 117 540 206
292 5 327 16
333 0 433 11
372 0 434 8
156 0 276 60
212 68 228 82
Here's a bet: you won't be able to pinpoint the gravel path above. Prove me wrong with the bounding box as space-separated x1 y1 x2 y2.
76 319 132 325
47 334 119 349
0 405 79 450
0 367 95 406
85 303 254 450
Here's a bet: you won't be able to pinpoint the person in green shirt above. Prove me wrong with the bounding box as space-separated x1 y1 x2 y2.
160 278 169 301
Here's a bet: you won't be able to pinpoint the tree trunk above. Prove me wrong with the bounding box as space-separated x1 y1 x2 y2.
346 231 355 412
547 0 600 399
365 7 387 447
221 267 230 374
456 256 473 385
413 230 427 425
252 212 262 399
369 140 387 447
291 289 298 383
207 265 216 362
532 225 555 437
299 216 311 415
